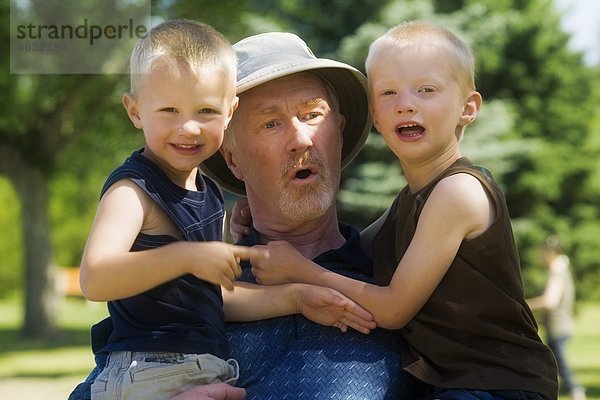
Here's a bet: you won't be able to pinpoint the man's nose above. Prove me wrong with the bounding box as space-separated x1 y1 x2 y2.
287 118 313 151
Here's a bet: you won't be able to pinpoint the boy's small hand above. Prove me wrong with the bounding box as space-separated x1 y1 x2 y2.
297 285 376 334
250 241 303 285
191 243 267 290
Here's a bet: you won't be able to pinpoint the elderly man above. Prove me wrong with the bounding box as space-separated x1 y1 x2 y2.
202 32 418 399
69 32 417 400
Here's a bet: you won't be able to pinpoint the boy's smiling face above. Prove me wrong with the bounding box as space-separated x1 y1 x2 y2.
368 42 479 167
123 60 237 188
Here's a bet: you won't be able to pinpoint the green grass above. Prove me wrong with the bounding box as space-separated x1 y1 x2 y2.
562 303 600 399
0 296 108 400
0 298 598 400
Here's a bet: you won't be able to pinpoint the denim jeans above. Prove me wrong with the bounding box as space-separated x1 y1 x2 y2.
418 387 545 400
548 334 580 392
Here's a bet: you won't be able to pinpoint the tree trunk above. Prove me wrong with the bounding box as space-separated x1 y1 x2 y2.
12 164 57 337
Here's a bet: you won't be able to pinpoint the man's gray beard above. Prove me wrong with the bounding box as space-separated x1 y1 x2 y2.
278 151 336 222
278 179 335 222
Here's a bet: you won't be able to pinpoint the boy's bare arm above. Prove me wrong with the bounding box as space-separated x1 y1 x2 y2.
79 180 261 301
222 281 376 334
252 174 493 329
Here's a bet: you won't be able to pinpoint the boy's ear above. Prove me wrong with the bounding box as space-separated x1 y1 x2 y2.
224 96 239 131
122 92 143 129
459 91 483 127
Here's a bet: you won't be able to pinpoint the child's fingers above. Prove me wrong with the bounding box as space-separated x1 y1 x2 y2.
220 275 235 291
333 322 348 333
344 301 375 323
343 313 376 334
232 244 269 261
329 294 375 334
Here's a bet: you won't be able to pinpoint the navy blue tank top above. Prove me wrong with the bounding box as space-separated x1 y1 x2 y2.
94 149 229 359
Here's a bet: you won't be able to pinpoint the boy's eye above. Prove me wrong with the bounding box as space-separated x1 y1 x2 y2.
418 86 436 93
161 107 177 113
200 108 217 114
382 90 396 96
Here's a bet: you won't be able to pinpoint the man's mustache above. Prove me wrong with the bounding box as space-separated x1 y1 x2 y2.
281 151 325 175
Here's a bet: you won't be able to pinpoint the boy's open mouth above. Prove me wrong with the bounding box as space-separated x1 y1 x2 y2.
396 123 425 136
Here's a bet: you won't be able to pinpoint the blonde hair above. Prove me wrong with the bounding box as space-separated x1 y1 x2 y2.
129 19 236 97
366 20 476 96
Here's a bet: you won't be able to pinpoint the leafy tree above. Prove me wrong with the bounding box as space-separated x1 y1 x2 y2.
1 0 137 336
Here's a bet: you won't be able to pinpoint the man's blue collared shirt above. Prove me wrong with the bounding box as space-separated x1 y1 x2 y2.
226 223 418 400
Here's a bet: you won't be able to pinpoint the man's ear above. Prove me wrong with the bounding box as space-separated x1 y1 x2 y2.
220 143 244 180
338 112 346 146
122 92 143 129
459 91 482 127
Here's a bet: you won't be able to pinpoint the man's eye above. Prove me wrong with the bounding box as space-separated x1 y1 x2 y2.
264 121 277 129
302 111 326 122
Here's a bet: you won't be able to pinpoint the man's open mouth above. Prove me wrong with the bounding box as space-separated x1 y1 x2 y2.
295 169 312 179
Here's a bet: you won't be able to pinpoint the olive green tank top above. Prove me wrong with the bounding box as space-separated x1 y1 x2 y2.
373 158 558 399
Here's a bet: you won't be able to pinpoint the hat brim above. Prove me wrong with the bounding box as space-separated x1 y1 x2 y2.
201 59 371 196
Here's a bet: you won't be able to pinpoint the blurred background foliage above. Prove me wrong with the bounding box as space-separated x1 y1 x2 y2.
1 0 599 336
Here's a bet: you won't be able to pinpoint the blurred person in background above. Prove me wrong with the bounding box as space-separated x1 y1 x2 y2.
527 234 586 400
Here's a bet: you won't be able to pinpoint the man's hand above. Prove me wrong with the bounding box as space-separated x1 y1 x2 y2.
297 284 376 334
171 383 246 400
229 198 252 242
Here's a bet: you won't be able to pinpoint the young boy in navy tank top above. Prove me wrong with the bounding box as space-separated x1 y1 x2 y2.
80 19 255 400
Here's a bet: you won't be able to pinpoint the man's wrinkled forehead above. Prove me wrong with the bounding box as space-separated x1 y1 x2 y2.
238 71 336 112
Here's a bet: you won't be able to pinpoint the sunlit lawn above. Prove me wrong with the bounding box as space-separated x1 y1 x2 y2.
0 295 108 400
562 302 600 399
0 296 598 400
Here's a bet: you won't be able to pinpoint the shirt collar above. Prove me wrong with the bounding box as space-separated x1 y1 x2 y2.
239 223 372 276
